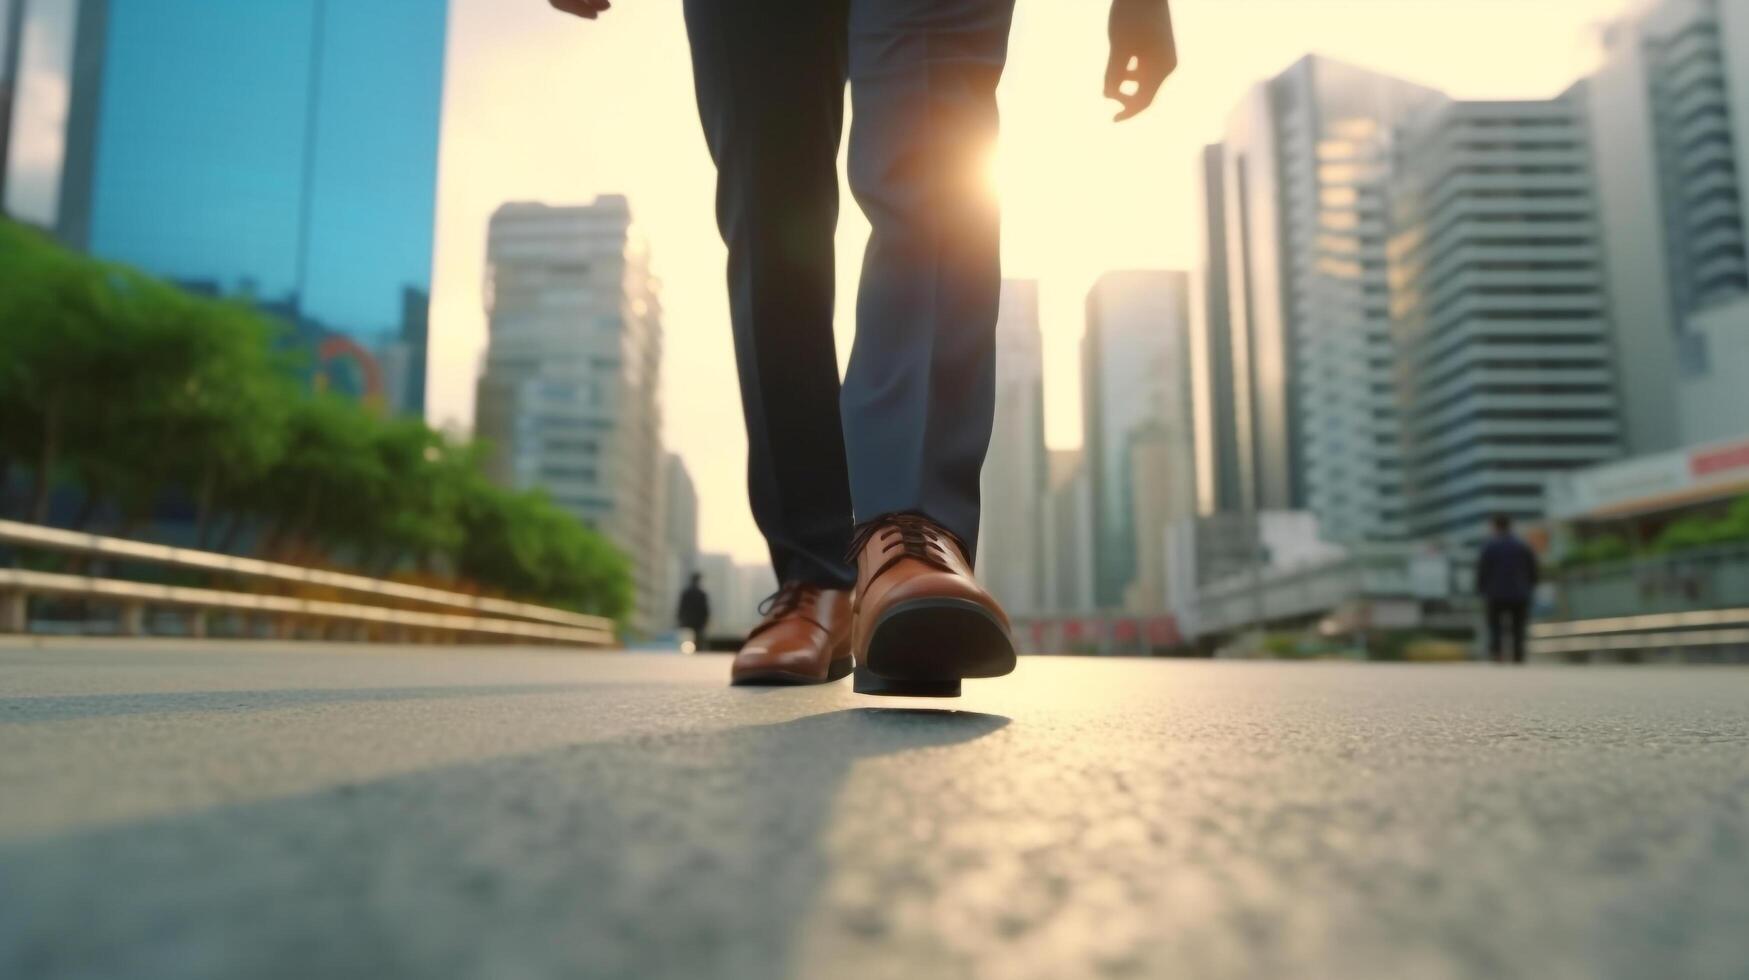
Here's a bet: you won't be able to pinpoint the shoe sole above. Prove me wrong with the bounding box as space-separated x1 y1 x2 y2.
854 597 1016 697
731 655 854 687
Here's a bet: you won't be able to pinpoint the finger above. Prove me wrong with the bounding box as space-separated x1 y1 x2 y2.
1110 59 1168 122
1129 62 1168 115
1107 66 1143 121
1104 50 1133 101
551 0 608 19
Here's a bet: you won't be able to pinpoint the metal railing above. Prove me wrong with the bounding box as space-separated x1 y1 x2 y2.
0 519 616 647
1552 543 1749 620
1530 544 1749 659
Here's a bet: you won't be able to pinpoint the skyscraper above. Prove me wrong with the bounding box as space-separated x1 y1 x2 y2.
976 279 1048 616
1189 144 1242 518
1195 56 1444 541
1043 448 1095 613
656 452 699 636
1588 0 1749 448
1082 270 1193 609
475 197 667 633
1122 421 1196 613
1 0 448 414
1389 93 1624 541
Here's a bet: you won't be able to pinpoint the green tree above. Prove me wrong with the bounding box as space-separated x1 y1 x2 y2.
1565 534 1630 567
0 222 130 521
250 394 389 560
73 279 290 533
2 219 633 618
453 482 632 620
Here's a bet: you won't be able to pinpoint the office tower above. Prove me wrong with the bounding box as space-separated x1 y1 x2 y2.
656 452 699 636
0 0 22 207
1082 270 1193 609
1389 93 1624 541
1190 144 1243 517
1043 449 1095 613
476 197 667 633
976 280 1048 615
1588 0 1749 448
0 0 447 415
1123 422 1196 613
1196 56 1444 540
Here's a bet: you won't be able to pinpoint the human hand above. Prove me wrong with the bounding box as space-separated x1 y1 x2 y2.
1106 0 1177 121
550 0 612 20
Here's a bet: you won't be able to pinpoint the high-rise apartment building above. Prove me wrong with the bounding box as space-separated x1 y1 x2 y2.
1082 270 1193 609
475 198 667 632
1388 93 1624 541
1043 448 1095 613
976 280 1048 615
1 0 447 414
1588 0 1749 448
1194 56 1444 540
655 452 699 636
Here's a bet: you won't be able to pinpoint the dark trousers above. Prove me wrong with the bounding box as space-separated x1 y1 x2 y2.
1486 599 1530 663
683 0 1017 587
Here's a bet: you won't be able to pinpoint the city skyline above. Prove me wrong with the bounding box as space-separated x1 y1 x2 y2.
428 0 1629 563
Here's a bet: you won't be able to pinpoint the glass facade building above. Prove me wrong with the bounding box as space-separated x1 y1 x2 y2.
1082 270 1193 610
1 0 447 414
1194 56 1444 543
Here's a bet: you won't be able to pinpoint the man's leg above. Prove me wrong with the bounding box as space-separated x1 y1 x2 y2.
842 0 1017 560
1485 601 1505 663
1510 600 1530 664
683 0 856 588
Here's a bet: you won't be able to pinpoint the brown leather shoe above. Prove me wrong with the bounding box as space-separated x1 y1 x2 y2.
729 581 854 686
848 513 1016 697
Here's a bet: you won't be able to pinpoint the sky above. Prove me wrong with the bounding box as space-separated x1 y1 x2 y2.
427 0 1633 564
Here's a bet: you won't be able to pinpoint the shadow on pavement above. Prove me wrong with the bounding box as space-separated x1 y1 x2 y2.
0 706 1009 980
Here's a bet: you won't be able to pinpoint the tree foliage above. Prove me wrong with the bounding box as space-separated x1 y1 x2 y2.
1651 496 1749 554
0 220 630 622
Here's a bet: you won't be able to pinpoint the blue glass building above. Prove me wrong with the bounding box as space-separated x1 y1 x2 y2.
1 0 447 414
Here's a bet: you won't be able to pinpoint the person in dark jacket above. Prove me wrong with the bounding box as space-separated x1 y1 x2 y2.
1475 514 1540 663
676 573 710 651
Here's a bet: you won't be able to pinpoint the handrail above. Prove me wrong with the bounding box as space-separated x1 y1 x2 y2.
0 518 612 633
1531 628 1749 656
1531 607 1749 638
0 568 615 646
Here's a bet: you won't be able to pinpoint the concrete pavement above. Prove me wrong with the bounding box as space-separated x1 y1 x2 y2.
2 641 1747 979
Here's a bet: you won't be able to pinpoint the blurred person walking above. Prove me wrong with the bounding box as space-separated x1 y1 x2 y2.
551 0 1177 694
676 573 711 653
1476 514 1540 664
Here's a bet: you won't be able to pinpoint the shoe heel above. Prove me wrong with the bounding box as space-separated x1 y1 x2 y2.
853 665 961 698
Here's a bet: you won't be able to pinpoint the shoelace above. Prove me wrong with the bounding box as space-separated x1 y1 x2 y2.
845 512 964 587
749 581 823 638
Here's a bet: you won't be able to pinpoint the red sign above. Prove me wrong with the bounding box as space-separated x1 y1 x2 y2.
1690 440 1749 478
